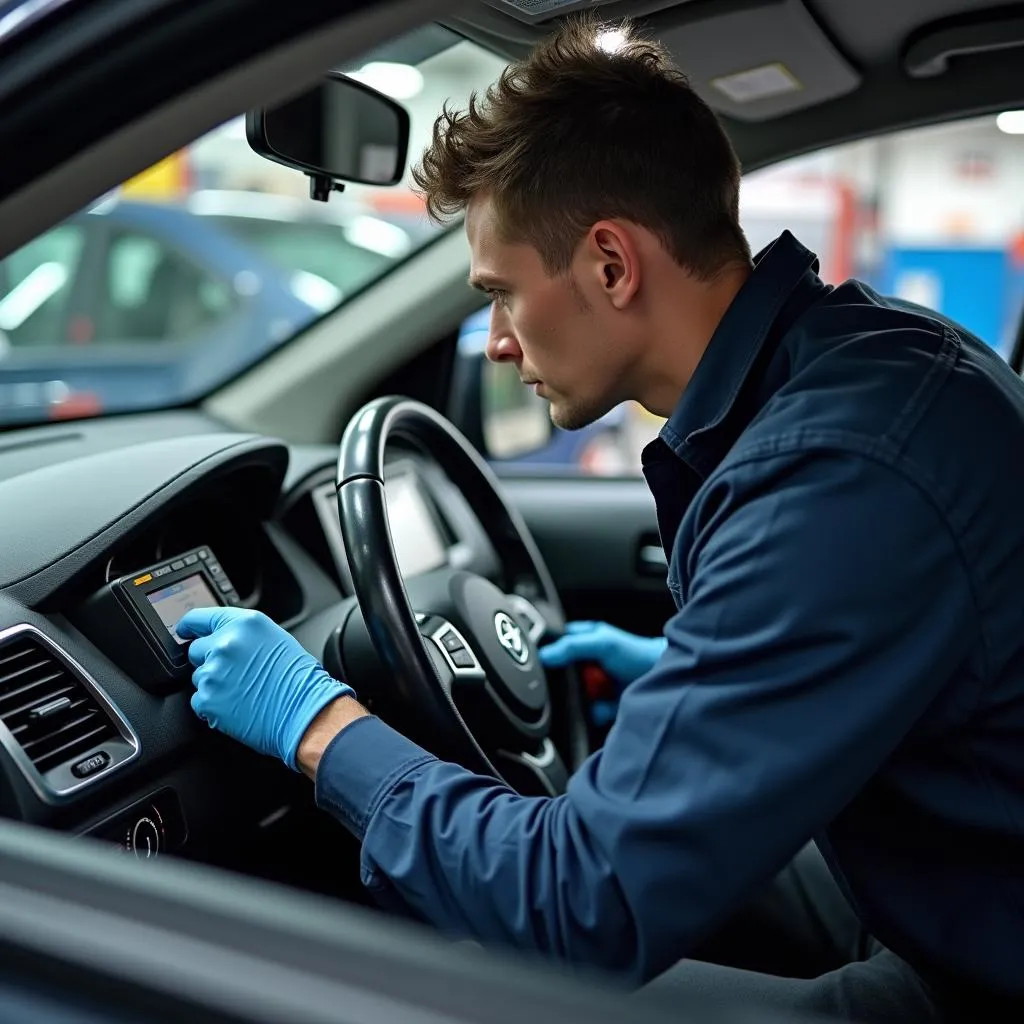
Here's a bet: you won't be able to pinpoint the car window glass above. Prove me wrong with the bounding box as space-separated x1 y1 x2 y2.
0 225 85 347
205 217 396 301
97 232 236 342
475 114 1024 476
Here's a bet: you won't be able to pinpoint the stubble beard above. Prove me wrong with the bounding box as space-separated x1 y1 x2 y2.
549 394 612 431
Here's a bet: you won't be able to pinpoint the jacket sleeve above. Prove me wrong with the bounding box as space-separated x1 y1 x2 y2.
315 449 976 984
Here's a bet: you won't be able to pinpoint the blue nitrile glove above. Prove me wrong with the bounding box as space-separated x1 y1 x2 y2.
176 607 354 771
539 621 667 691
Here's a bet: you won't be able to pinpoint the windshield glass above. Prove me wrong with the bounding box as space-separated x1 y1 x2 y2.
0 28 507 426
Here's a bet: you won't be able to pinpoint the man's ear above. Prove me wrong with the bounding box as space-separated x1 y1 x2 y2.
584 220 641 310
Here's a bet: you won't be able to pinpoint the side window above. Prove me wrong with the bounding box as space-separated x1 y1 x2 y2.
96 232 236 343
471 114 1024 475
0 225 85 348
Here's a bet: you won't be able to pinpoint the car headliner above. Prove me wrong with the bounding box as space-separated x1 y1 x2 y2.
444 0 1024 172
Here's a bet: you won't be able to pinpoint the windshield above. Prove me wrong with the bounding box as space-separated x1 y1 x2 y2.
0 28 507 426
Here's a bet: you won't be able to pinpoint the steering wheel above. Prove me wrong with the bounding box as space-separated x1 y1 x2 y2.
334 396 574 796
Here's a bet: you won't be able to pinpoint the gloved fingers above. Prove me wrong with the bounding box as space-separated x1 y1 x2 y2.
564 621 601 635
539 632 597 667
190 684 211 724
177 605 234 640
185 633 216 668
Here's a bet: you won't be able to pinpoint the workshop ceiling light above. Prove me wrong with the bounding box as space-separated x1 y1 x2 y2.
996 111 1024 135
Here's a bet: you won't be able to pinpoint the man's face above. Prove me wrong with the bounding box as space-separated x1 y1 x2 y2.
466 194 637 431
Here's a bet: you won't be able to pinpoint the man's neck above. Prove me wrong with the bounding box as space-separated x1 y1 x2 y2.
635 261 752 419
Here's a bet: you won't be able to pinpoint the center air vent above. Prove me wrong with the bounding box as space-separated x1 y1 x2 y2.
0 625 139 800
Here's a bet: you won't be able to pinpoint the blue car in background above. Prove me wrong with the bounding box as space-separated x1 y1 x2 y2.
0 191 413 423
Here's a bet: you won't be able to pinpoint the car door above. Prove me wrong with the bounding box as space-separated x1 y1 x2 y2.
0 814 784 1024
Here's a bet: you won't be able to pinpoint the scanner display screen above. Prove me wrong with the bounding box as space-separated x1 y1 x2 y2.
146 574 219 644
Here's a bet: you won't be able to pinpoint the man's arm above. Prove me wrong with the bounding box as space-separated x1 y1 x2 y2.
297 696 367 780
310 449 977 984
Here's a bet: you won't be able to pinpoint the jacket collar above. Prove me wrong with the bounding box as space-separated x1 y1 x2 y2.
657 231 822 474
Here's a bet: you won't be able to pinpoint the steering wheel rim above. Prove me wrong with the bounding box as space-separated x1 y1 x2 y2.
336 396 567 788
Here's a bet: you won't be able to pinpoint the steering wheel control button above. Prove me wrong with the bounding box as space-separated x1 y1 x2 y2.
428 622 482 677
440 631 464 653
71 750 110 779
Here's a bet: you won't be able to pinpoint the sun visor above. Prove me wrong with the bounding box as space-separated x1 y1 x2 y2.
659 0 860 122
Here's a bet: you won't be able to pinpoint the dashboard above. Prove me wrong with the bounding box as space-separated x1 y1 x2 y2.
0 409 510 871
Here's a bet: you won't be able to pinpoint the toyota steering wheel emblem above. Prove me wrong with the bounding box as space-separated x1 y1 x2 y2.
494 612 529 664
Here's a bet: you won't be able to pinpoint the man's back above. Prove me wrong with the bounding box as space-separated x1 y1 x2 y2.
663 242 1024 993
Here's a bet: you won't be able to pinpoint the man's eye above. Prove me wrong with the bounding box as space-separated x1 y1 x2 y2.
490 290 510 308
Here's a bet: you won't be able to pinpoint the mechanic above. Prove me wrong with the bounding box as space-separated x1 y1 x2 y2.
176 14 1024 1024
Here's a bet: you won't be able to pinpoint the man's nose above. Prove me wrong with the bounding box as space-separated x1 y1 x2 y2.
485 305 522 364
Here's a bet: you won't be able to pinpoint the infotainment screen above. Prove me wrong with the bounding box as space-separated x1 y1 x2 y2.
312 468 450 583
384 472 448 577
146 573 220 644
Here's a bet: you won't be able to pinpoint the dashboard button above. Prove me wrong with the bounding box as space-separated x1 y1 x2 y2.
207 563 224 576
171 560 185 570
217 579 234 593
197 549 210 560
184 554 198 566
71 751 110 779
153 566 171 577
451 649 476 669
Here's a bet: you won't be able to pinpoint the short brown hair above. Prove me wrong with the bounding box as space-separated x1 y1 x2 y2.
413 14 750 279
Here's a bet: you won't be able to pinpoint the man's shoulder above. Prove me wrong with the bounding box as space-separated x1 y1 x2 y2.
736 279 1012 466
700 280 1024 551
792 277 966 364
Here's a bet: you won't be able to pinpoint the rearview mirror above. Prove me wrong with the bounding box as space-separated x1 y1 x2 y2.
246 72 410 201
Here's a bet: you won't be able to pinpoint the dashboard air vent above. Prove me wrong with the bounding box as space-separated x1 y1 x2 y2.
0 626 139 798
0 634 118 773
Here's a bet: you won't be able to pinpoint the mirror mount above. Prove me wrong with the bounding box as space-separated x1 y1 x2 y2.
308 174 344 204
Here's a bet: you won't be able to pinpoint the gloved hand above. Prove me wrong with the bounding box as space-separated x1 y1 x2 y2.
539 621 667 690
176 606 354 771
